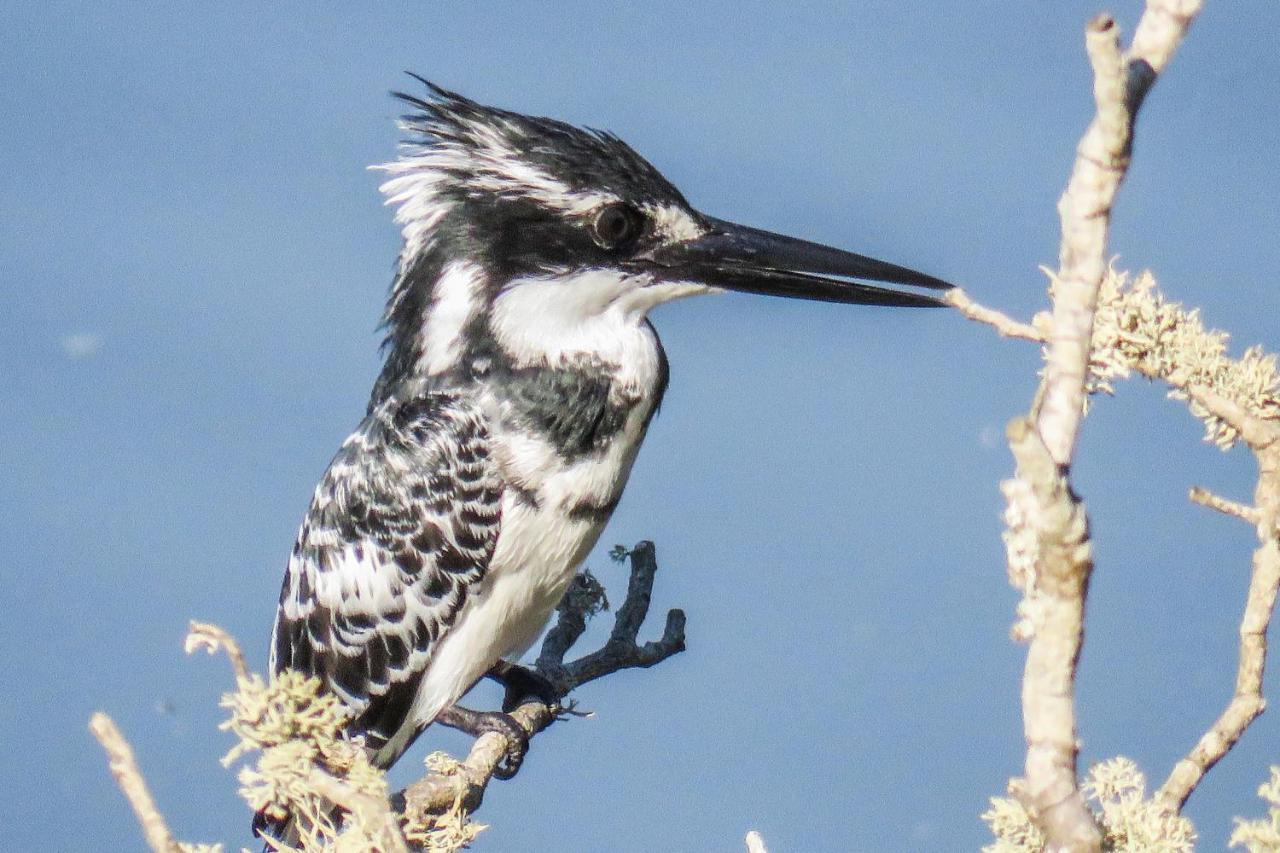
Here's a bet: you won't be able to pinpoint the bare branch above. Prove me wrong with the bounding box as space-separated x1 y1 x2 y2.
1009 4 1203 848
403 541 685 822
946 288 1046 342
1034 12 1125 469
185 620 250 683
1005 418 1099 851
1129 0 1203 80
1037 0 1202 466
1159 448 1280 809
89 712 181 853
1188 486 1258 526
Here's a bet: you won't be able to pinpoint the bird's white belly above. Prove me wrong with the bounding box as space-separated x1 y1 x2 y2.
406 502 602 725
406 410 648 730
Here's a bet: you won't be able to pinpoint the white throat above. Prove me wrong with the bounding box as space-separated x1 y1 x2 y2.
488 268 711 373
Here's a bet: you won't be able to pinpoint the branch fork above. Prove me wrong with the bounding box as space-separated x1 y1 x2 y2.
973 2 1205 849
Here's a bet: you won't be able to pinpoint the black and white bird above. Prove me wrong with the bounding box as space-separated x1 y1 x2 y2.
266 78 951 831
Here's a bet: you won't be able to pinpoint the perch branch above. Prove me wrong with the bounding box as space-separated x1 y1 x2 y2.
402 541 685 821
89 712 181 853
1037 0 1200 466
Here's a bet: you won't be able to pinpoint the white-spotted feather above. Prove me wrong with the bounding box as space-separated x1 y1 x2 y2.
270 392 501 761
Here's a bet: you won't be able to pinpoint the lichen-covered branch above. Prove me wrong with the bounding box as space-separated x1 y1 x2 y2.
1232 767 1280 849
306 767 410 853
985 758 1196 851
965 263 1280 841
1001 418 1098 850
1076 268 1280 810
989 3 1204 849
95 541 683 852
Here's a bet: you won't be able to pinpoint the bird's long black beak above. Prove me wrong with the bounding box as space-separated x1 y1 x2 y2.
645 216 953 307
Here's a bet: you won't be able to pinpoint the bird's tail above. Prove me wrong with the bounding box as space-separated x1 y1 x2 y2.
252 809 298 852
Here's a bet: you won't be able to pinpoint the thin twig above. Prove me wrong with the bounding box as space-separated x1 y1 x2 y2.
1158 447 1280 809
562 542 686 687
1188 486 1258 525
946 289 1046 342
89 712 181 853
185 620 250 682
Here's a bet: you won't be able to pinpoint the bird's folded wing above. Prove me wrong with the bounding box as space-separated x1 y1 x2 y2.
269 392 502 751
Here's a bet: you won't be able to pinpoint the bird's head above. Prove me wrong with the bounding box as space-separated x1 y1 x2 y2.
372 79 952 391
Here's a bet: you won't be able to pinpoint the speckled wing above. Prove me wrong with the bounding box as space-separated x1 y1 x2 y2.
270 392 501 756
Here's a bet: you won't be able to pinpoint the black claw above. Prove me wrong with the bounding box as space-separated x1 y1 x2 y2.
435 704 530 779
486 660 561 712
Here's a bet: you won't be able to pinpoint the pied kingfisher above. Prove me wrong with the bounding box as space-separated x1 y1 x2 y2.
267 77 951 821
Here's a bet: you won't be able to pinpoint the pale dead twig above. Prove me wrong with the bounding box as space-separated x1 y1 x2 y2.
1008 2 1203 849
184 620 250 682
89 712 181 853
1188 486 1258 526
945 289 1045 342
1183 384 1279 452
1157 382 1280 807
1159 483 1280 809
1006 417 1097 850
1033 13 1126 469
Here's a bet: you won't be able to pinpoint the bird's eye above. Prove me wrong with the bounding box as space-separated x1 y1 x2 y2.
590 203 644 249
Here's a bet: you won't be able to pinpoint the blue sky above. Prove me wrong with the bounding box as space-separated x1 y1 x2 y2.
4 1 1280 850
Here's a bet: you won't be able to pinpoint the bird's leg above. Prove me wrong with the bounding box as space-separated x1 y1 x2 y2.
434 704 530 780
485 659 562 713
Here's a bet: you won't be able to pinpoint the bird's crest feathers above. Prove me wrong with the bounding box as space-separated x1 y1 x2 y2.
374 76 685 264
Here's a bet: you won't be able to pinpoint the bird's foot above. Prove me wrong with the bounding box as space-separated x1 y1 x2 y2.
435 704 529 780
485 660 562 713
